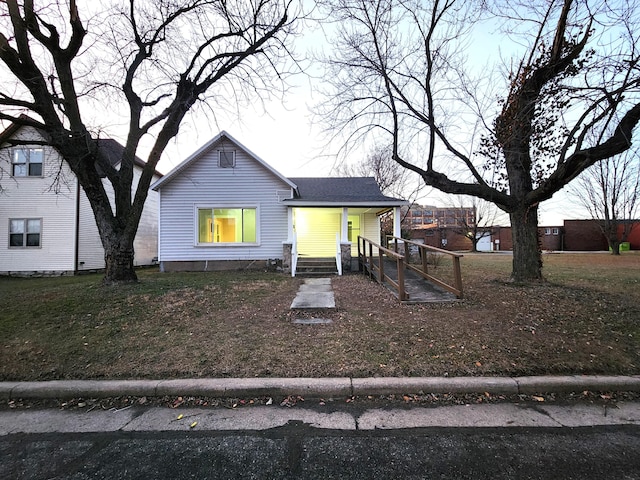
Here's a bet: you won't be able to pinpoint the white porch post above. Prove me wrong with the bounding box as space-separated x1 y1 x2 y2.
341 207 349 241
393 206 402 238
287 207 294 241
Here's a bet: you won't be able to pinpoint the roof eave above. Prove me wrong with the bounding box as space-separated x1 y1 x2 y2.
282 200 409 207
151 130 296 191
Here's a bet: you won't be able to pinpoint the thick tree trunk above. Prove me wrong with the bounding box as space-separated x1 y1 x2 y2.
103 235 137 284
609 238 621 255
509 205 543 282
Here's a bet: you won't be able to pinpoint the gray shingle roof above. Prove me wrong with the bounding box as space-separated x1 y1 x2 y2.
287 177 406 205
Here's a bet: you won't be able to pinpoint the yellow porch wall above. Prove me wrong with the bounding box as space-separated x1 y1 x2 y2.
294 208 341 257
294 208 383 257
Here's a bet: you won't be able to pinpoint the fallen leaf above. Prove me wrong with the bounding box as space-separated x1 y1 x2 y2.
532 395 545 402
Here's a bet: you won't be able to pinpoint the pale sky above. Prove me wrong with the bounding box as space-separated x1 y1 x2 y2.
150 15 592 228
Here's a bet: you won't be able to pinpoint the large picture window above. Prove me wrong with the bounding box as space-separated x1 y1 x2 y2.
197 208 257 244
9 219 41 247
12 148 43 177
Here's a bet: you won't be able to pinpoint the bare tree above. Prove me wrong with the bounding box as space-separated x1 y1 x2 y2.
570 150 640 254
0 0 300 283
334 144 426 201
316 0 640 282
450 196 503 252
335 144 427 242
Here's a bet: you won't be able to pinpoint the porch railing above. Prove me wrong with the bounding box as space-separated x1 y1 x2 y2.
358 235 464 300
357 235 407 301
389 236 463 298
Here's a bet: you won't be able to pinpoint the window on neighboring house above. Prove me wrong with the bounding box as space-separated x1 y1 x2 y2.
552 228 559 235
9 219 41 247
197 208 257 244
218 151 236 168
544 228 551 235
12 148 43 177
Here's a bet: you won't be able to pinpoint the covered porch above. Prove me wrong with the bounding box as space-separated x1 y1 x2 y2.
281 176 408 276
285 206 403 276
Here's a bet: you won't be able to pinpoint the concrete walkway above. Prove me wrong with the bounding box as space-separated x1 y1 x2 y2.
290 277 335 309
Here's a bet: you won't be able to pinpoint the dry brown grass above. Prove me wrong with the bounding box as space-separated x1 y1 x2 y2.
1 252 638 381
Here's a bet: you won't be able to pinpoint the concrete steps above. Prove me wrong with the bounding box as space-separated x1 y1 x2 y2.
295 257 338 277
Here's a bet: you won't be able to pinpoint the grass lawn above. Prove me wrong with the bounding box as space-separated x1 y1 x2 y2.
1 252 639 381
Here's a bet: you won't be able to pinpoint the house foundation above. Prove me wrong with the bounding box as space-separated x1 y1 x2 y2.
160 259 282 273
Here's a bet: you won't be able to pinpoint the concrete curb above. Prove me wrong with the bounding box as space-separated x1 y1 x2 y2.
2 375 640 400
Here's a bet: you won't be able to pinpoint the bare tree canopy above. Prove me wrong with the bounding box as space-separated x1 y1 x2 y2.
316 0 640 281
0 0 301 283
333 144 425 199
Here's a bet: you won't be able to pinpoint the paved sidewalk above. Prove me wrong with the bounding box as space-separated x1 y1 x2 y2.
1 375 639 401
2 400 640 435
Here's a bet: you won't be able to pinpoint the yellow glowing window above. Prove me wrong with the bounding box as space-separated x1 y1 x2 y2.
198 208 256 244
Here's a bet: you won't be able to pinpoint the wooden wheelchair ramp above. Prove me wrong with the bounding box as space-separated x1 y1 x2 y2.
358 236 463 303
379 258 458 303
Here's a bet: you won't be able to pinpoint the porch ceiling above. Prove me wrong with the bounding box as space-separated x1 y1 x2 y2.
291 206 392 214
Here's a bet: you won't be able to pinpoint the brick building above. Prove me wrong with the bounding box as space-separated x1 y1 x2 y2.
482 220 639 252
408 225 473 250
401 203 640 252
403 205 476 229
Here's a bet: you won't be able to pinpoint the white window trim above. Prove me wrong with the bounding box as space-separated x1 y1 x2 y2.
11 147 44 177
194 204 260 247
9 218 42 248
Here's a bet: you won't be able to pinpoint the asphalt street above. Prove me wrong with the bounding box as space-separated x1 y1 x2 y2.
2 401 640 479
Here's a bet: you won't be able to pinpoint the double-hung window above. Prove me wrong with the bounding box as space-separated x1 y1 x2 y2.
197 207 257 244
12 148 43 177
9 219 42 247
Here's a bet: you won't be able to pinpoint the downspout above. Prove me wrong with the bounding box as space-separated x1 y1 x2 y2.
74 178 80 274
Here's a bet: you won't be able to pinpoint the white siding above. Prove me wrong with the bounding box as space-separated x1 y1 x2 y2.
133 172 159 265
157 138 290 261
0 125 159 273
78 169 160 270
0 127 78 273
77 187 105 270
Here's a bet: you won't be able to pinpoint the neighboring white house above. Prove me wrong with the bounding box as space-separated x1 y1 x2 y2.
0 122 161 275
151 131 407 275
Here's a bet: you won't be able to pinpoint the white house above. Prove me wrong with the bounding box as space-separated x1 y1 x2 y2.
0 122 161 275
151 131 407 275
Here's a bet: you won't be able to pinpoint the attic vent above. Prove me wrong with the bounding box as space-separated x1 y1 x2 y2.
276 189 292 202
219 150 235 168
